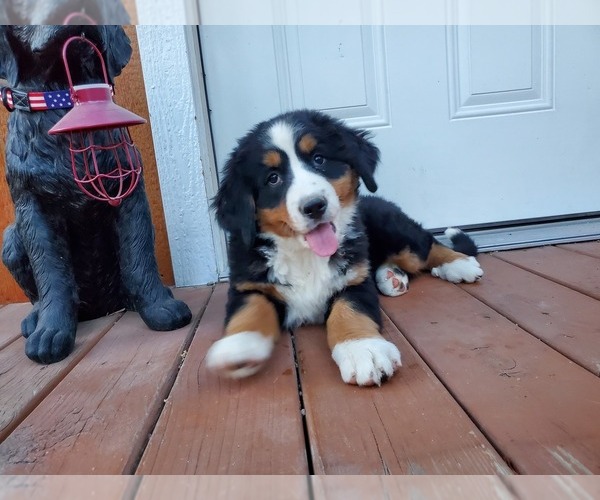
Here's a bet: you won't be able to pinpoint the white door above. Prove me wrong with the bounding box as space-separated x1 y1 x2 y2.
200 25 600 247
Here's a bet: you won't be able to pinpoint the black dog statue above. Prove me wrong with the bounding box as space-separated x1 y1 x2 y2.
0 0 129 24
0 25 192 363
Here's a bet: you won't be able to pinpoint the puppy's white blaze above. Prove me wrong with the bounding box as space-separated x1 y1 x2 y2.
206 331 274 379
331 338 402 386
268 121 340 234
431 256 484 283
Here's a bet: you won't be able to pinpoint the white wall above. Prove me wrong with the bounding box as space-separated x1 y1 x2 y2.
136 25 218 286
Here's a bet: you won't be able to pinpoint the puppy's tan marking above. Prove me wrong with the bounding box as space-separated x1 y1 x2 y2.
347 261 370 287
331 171 359 207
258 202 295 238
426 243 467 269
263 150 282 168
299 134 317 155
235 282 285 302
388 248 427 275
225 294 281 342
326 298 381 350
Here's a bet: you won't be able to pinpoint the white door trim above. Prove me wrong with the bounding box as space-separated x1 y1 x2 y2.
136 25 222 286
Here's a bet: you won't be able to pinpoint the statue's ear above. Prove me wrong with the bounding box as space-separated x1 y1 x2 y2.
101 26 132 82
0 27 18 85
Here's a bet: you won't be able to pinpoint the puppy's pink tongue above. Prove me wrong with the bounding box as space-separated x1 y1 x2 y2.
305 223 338 257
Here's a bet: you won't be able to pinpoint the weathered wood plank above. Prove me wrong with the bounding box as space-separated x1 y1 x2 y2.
0 303 32 350
136 476 309 500
137 283 308 474
0 313 123 443
381 276 600 474
0 286 212 474
557 240 600 259
312 476 515 500
496 246 600 300
460 254 600 376
296 315 511 474
0 475 135 499
505 476 600 500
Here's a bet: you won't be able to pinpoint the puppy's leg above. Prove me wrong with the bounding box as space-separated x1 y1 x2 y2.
327 280 401 386
10 198 78 363
374 248 425 296
116 180 192 330
2 224 40 337
206 292 281 378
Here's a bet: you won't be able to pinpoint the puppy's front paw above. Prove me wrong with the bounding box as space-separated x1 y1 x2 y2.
25 324 76 364
375 265 409 296
206 331 274 379
431 256 483 283
332 338 402 386
140 297 192 331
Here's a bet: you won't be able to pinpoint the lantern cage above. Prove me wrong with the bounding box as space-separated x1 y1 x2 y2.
49 36 146 206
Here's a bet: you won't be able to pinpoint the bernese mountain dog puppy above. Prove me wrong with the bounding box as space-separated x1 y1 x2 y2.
206 110 483 386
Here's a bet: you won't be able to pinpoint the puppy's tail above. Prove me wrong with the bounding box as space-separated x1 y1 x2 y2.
444 227 478 256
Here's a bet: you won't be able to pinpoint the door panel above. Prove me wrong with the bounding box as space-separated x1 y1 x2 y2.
201 25 600 229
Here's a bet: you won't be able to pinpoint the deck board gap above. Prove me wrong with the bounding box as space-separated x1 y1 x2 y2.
290 329 315 475
124 285 215 474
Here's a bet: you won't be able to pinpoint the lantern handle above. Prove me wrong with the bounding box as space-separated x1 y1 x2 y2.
61 36 111 103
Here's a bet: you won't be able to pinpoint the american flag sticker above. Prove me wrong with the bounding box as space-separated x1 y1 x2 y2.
29 91 74 111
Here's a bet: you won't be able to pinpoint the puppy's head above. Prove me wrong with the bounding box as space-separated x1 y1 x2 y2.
0 25 131 86
213 110 380 255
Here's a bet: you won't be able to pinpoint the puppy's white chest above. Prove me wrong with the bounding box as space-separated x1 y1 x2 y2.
267 239 347 328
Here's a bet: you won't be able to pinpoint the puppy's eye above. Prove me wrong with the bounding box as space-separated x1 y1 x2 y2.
313 154 326 166
266 172 281 186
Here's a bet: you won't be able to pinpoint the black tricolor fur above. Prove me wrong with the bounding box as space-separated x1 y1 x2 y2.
0 0 129 24
0 26 191 364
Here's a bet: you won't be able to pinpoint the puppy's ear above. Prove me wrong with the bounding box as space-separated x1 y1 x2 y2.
344 128 380 193
0 27 18 84
101 26 132 82
212 151 257 248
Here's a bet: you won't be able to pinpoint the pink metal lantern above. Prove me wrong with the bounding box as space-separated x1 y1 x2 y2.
49 36 146 206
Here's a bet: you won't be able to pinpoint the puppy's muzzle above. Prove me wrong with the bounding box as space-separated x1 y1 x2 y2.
301 196 328 221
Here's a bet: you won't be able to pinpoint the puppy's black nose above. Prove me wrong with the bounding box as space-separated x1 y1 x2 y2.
302 197 328 220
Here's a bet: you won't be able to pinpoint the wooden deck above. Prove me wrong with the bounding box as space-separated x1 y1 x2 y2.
0 242 599 476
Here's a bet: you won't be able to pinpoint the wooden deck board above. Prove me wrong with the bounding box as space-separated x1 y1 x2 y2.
137 284 308 474
295 316 511 474
136 476 309 500
0 313 123 443
557 240 600 259
0 287 211 474
0 303 32 350
312 476 514 500
0 476 135 499
505 476 600 499
381 276 600 474
459 254 600 376
496 246 600 300
0 243 598 476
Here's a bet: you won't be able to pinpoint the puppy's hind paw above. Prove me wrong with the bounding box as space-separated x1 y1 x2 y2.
140 297 192 331
431 256 483 283
206 331 274 379
375 265 409 297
